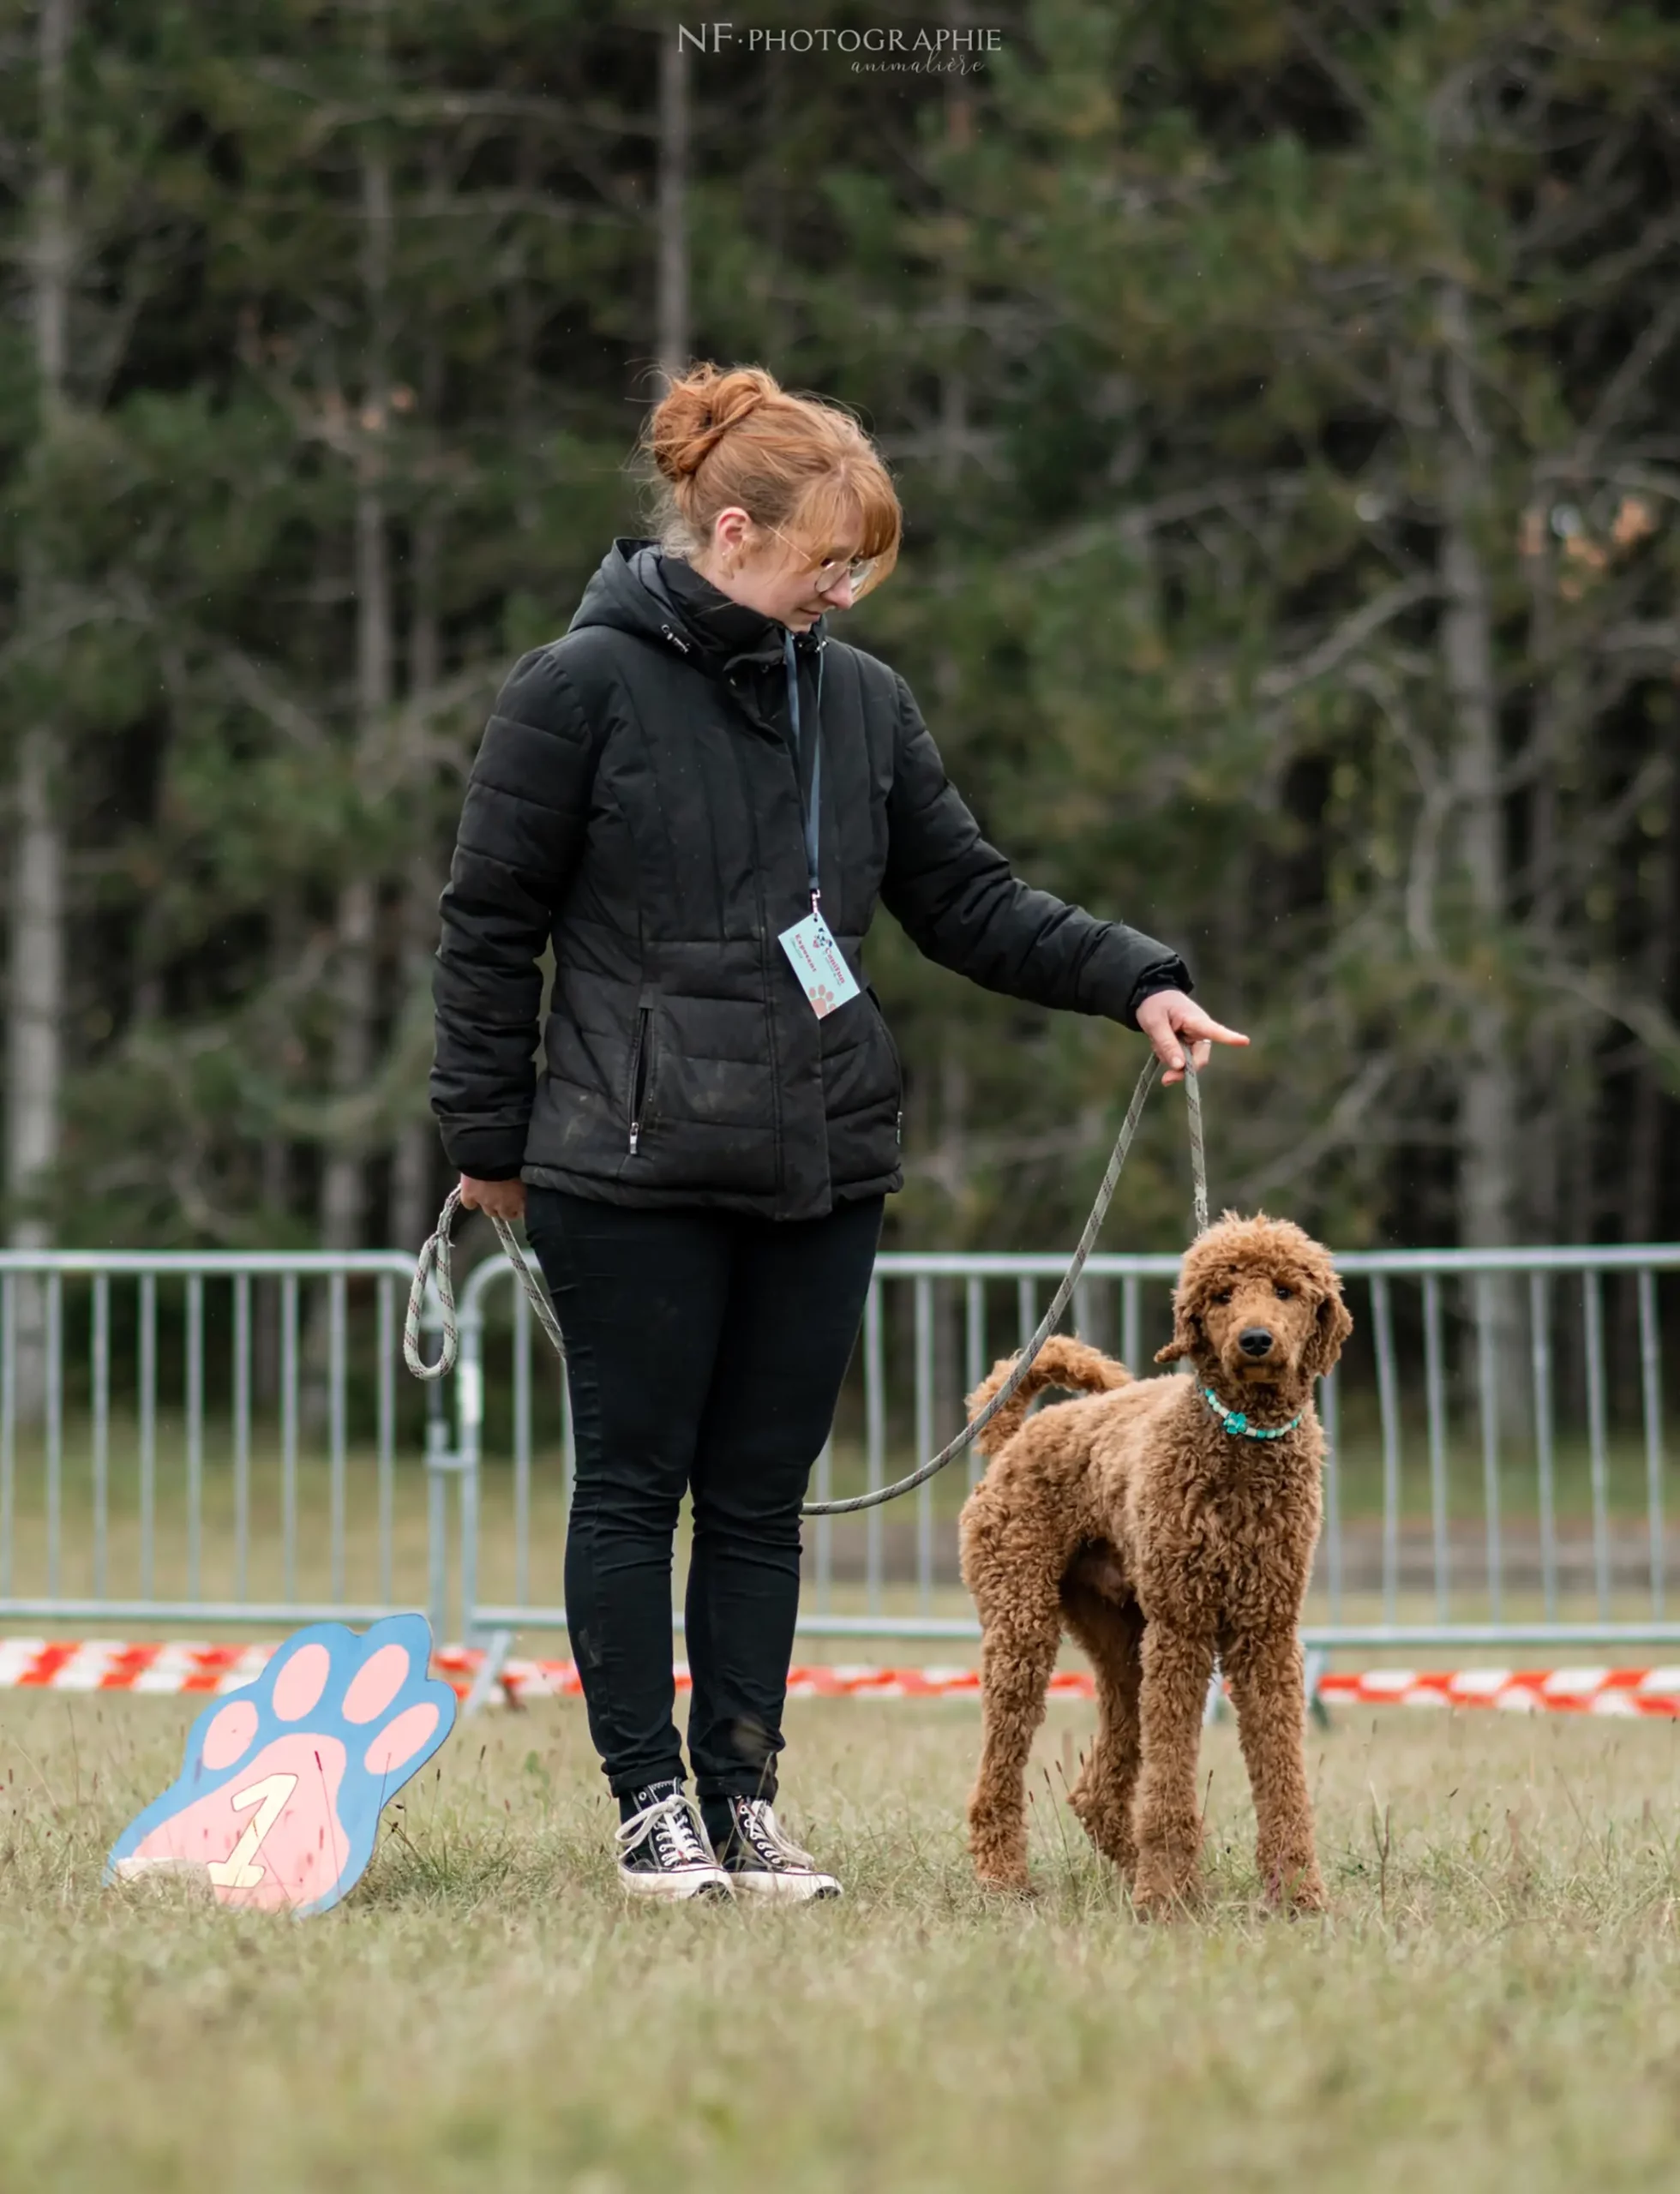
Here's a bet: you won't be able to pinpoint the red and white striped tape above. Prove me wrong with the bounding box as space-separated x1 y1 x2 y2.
434 1655 1099 1704
0 1643 1142 1703
443 1657 1680 1714
0 1640 275 1694
1316 1667 1680 1717
3 1641 1680 1717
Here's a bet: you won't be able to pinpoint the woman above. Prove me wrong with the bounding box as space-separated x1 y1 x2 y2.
431 362 1245 1902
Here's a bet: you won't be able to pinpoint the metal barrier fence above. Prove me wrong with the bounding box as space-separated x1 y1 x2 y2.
458 1243 1680 1657
0 1250 468 1642
1 1241 1677 1667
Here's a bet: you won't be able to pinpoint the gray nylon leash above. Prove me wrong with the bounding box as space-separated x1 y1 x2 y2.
1185 1044 1209 1238
404 1051 1210 1516
805 1048 1205 1516
404 1184 566 1380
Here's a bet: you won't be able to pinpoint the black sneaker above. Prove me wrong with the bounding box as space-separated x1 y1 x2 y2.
614 1783 734 1902
709 1796 843 1902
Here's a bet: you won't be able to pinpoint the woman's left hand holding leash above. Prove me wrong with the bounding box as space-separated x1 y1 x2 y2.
1135 991 1249 1086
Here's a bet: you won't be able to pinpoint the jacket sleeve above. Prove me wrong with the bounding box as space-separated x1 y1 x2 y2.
430 645 599 1180
878 674 1191 1028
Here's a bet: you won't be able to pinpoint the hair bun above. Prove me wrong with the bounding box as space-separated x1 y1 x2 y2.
650 363 775 482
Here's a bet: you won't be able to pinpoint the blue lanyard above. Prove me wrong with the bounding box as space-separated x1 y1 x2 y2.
783 629 826 913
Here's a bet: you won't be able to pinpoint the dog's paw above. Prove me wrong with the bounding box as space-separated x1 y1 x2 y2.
1263 1861 1328 1915
975 1867 1036 1901
106 1615 455 1917
1132 1884 1197 1921
1065 1783 1137 1879
1131 1854 1204 1920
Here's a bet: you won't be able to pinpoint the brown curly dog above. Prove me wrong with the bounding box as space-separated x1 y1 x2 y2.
958 1211 1353 1914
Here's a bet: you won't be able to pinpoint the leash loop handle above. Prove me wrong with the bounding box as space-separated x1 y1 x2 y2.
403 1184 567 1382
404 1187 462 1380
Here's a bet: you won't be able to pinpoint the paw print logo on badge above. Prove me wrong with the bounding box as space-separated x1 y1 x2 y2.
810 983 837 1018
106 1613 456 1918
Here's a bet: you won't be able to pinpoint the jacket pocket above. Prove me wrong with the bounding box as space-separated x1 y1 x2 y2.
865 982 901 1065
626 987 657 1156
864 982 904 1120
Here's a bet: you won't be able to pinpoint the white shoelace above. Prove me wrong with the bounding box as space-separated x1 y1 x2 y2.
615 1789 716 1873
732 1800 821 1873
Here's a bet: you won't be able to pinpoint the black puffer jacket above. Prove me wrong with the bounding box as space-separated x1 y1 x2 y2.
430 538 1191 1221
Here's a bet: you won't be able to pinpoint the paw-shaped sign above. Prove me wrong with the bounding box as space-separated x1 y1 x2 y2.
106 1614 456 1917
810 984 837 1018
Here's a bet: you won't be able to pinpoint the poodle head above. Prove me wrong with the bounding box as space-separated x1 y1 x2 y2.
1154 1210 1353 1398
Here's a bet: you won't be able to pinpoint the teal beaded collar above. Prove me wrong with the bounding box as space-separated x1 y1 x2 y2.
1202 1387 1302 1441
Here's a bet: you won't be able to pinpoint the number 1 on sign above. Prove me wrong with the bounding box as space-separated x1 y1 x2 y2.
207 1772 298 1889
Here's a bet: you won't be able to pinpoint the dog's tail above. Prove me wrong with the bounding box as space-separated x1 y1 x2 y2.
963 1335 1131 1459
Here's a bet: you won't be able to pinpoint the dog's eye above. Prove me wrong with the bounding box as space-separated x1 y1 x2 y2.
1212 1289 1233 1305
1275 1285 1294 1302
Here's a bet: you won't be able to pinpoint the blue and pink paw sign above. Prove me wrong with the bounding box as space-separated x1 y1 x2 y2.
106 1614 457 1917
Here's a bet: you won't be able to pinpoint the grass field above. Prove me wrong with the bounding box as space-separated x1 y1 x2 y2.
5 1693 1680 2190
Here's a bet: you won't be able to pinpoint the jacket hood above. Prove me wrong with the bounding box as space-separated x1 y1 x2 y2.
567 537 827 674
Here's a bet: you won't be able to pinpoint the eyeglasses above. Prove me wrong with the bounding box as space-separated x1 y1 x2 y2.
758 521 876 596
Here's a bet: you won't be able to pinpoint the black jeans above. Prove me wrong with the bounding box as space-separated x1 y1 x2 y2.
523 1186 884 1801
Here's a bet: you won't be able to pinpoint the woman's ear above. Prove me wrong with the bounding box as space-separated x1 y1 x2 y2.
1304 1284 1354 1378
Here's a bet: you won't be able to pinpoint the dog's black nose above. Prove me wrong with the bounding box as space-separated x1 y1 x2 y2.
1239 1327 1274 1358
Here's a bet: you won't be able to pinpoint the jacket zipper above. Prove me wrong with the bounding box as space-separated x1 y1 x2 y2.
866 984 904 1148
723 735 786 1202
627 1004 652 1155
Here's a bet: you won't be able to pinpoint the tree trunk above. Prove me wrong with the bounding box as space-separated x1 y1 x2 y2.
7 734 63 1242
1438 281 1527 1430
255 1135 288 1409
319 874 379 1251
1615 701 1678 1389
7 0 75 1420
656 25 689 382
7 732 64 1424
928 6 974 1240
319 122 393 1253
389 864 439 1251
1520 523 1563 1244
390 484 443 1253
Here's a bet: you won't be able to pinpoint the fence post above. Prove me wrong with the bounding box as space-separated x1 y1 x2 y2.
424 1386 451 1647
456 1294 485 1650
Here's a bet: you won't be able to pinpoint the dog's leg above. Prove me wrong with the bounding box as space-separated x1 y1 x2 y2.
967 1602 1063 1894
1060 1584 1143 1881
1131 1620 1215 1915
1223 1628 1326 1912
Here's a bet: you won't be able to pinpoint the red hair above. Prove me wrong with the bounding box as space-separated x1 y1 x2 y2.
641 361 901 597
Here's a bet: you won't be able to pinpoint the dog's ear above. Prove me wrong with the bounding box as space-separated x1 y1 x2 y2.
1304 1280 1353 1379
1154 1280 1208 1367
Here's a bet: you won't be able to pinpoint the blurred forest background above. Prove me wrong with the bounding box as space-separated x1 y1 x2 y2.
2 0 1677 1263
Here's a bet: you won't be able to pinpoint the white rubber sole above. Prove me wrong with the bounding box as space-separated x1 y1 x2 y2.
724 1869 843 1903
617 1865 735 1902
